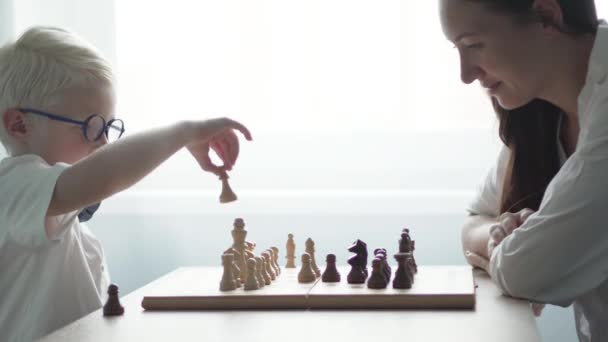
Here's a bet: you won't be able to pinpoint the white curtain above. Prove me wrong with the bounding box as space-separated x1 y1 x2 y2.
0 0 116 65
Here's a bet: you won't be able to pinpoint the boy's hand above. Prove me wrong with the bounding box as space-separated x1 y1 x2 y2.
186 118 252 176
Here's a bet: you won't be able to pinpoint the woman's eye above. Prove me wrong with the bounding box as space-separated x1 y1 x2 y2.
465 43 484 49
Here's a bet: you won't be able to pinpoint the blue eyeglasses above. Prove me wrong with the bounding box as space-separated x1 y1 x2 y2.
18 108 125 142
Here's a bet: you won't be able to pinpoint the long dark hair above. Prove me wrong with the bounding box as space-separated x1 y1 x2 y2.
468 0 599 213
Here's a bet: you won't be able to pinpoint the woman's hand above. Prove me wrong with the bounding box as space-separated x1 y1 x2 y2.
487 208 535 256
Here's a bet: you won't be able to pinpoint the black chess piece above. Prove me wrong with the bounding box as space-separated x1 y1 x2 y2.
347 256 366 284
348 239 369 277
393 253 412 289
103 284 124 316
367 258 388 289
399 231 412 253
321 254 341 282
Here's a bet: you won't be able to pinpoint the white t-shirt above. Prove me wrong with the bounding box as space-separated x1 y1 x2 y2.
471 23 608 342
0 154 109 342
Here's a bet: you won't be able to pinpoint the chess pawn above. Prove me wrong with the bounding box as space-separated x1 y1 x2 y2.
392 253 412 289
321 254 341 283
103 284 124 316
244 258 260 291
286 234 296 268
224 248 242 286
219 172 237 203
264 249 276 277
374 249 391 283
270 247 281 275
305 238 321 277
262 252 276 281
367 258 388 289
298 253 317 283
245 241 256 252
220 254 238 291
254 256 270 286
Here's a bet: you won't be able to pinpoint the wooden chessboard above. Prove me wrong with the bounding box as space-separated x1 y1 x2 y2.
141 265 476 310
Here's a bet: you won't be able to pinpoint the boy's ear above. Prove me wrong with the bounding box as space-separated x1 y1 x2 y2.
3 108 28 141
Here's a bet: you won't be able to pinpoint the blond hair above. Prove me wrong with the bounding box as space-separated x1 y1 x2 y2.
0 26 114 154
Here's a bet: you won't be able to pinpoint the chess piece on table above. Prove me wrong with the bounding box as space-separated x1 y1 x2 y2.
265 249 278 278
245 241 256 252
256 256 271 286
231 218 249 284
103 284 124 316
298 253 317 283
400 229 418 274
321 254 341 283
305 238 321 277
262 252 276 281
374 248 391 283
219 171 237 203
286 234 296 268
270 246 281 275
367 258 388 289
392 253 413 289
410 240 418 274
224 248 242 286
407 257 415 284
347 239 369 280
244 258 260 291
220 254 238 291
346 254 366 284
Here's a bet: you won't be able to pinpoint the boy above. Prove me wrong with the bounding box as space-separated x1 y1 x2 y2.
0 26 252 341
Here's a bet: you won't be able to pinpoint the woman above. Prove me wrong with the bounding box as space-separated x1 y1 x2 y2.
439 0 606 340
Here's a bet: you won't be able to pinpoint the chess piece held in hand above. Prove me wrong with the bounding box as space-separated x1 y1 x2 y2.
103 284 124 316
219 171 237 203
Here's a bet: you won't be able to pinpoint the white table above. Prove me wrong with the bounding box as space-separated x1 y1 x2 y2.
40 267 541 342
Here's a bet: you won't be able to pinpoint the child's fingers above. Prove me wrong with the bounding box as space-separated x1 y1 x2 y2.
213 118 252 141
196 150 222 176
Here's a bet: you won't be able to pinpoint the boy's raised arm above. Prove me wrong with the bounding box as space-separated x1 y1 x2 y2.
47 118 252 219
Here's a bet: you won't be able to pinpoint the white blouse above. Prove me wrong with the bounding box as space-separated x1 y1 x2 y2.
472 23 608 342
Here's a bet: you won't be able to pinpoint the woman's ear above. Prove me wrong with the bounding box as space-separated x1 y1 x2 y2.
532 0 565 31
3 108 28 141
